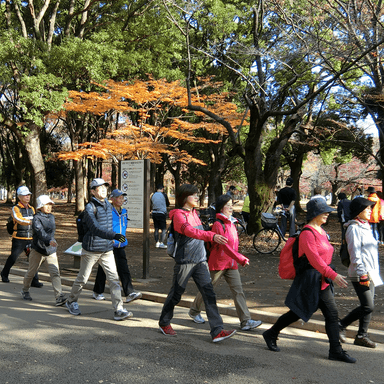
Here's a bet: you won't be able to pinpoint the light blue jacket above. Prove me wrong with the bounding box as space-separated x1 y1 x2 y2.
151 192 167 215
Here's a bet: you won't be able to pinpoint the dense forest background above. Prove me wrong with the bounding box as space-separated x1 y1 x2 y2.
1 0 384 231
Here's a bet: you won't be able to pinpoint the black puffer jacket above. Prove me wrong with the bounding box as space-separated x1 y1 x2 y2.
82 197 116 252
31 211 57 256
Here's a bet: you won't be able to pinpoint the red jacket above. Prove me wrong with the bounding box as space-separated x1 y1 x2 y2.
299 225 337 290
208 213 249 271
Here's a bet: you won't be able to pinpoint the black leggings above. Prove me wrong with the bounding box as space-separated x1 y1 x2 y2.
340 282 375 335
270 286 341 352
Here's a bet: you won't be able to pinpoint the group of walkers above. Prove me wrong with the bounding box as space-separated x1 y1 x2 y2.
0 179 382 363
1 179 142 321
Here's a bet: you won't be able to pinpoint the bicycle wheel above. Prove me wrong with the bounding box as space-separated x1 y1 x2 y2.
253 228 281 254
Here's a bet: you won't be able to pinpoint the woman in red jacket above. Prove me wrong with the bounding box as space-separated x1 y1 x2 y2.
263 199 356 363
189 194 262 331
158 184 236 343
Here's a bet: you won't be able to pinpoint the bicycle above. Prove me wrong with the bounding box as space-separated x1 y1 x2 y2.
253 210 304 254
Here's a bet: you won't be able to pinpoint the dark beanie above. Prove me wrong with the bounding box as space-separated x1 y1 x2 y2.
349 197 375 219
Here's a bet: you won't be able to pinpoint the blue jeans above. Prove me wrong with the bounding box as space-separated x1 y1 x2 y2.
280 206 296 238
370 223 379 241
159 261 224 338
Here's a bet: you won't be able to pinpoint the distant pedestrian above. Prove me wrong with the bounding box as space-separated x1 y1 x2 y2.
310 187 326 202
367 187 381 241
376 191 384 244
262 199 356 363
277 177 296 237
337 192 351 239
241 193 250 224
339 197 381 349
189 194 262 331
158 184 237 343
92 189 142 304
65 178 132 321
1 186 42 287
151 184 169 249
21 195 66 306
226 185 238 204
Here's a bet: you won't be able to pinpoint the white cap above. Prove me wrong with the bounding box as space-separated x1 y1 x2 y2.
90 178 109 189
17 186 32 196
36 195 54 210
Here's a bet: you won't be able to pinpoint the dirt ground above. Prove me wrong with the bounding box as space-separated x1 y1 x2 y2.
1 200 384 330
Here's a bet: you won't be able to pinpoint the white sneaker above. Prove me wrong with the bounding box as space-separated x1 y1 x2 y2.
114 308 133 321
155 242 160 248
125 292 142 303
159 242 167 249
241 319 262 331
188 311 205 324
93 292 105 301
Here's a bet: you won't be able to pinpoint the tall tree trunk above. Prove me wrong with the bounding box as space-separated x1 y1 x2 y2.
74 159 85 214
23 123 47 204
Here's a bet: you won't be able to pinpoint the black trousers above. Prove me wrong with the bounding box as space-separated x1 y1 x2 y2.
1 238 39 284
340 282 375 335
270 286 341 352
93 247 134 297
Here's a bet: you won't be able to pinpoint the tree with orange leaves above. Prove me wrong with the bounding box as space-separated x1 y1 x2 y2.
57 77 247 200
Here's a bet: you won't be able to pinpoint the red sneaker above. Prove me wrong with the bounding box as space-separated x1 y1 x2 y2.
159 325 177 336
212 329 236 343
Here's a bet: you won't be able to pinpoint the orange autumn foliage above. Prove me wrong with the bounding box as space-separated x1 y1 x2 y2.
58 77 247 165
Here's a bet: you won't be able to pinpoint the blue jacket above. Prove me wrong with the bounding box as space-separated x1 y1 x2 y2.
82 197 116 252
112 206 128 248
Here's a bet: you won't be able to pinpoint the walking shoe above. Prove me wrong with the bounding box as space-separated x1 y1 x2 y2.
159 325 177 336
158 242 167 249
1 273 9 283
21 291 32 301
188 310 205 324
92 292 105 301
212 329 236 343
31 281 43 288
66 301 81 315
155 242 160 248
114 308 133 321
354 335 376 348
241 319 262 331
125 292 142 303
55 294 67 307
263 329 280 352
339 322 347 343
329 349 357 363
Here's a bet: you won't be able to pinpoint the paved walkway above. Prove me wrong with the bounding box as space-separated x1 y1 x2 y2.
3 264 384 344
1 272 384 384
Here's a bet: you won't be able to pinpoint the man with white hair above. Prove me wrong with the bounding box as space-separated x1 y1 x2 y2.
1 186 42 287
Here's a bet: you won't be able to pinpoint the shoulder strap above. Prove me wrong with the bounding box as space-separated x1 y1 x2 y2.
216 218 226 233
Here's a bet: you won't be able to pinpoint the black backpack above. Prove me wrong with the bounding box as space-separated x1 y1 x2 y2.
340 226 353 267
6 215 14 236
166 217 225 259
76 202 96 242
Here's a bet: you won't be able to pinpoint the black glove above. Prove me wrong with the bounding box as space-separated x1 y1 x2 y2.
114 234 126 243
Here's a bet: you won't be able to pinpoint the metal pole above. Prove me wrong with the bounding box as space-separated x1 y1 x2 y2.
142 159 151 278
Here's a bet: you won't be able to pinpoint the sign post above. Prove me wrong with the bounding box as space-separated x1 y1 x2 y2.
119 159 151 278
